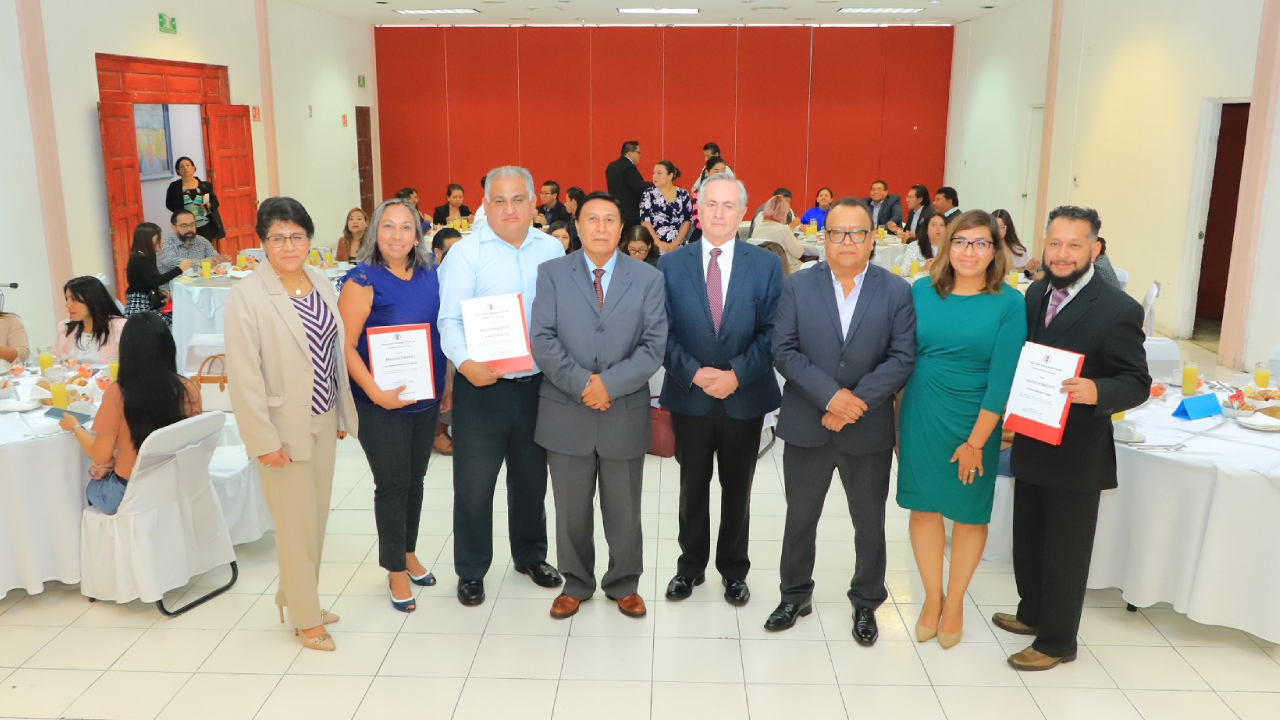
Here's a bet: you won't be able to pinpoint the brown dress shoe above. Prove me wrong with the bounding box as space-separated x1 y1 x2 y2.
550 593 582 619
1007 646 1077 671
613 594 647 618
433 428 453 456
991 612 1038 636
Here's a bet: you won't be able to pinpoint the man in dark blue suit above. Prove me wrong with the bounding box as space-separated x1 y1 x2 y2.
658 174 783 606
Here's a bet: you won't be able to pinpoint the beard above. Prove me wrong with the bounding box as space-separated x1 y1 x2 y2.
1047 260 1092 290
177 230 197 242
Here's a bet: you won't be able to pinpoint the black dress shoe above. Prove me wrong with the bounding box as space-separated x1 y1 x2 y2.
664 574 705 600
457 579 485 606
515 562 564 588
763 601 812 632
722 578 750 606
852 606 879 646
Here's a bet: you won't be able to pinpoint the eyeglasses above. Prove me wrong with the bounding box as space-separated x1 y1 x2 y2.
175 223 197 230
265 234 311 248
827 229 872 245
951 238 993 252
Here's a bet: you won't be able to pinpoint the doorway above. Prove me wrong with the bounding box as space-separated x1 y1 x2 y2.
355 107 374 217
1191 102 1250 353
1021 105 1045 233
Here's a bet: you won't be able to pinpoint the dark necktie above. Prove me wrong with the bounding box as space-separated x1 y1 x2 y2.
707 248 724 333
1045 288 1069 326
593 268 605 310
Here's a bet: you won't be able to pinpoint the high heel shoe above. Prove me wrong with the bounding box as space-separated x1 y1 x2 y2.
409 570 437 587
916 595 944 643
389 575 416 613
295 627 336 652
938 602 963 649
279 606 340 626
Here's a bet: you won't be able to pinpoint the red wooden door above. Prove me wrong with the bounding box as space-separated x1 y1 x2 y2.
98 102 144 300
203 105 258 254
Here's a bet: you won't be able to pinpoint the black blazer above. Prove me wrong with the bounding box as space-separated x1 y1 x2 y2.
658 240 782 420
772 263 916 454
125 254 182 296
432 203 472 225
863 194 903 228
1010 273 1150 492
902 206 934 239
605 157 652 225
165 178 225 240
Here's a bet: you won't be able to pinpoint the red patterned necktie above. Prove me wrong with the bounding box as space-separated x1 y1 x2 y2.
593 268 605 310
707 247 724 333
1045 288 1069 326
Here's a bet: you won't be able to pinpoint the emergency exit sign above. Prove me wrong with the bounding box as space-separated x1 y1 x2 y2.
159 13 177 34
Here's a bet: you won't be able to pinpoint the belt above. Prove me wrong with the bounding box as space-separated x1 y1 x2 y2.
497 373 541 385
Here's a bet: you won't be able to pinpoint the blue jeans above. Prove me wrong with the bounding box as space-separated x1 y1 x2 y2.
86 472 127 515
998 447 1013 478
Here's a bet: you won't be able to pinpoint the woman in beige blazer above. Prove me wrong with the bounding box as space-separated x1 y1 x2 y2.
225 197 358 652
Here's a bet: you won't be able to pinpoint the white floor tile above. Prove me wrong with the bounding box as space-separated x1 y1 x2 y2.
71 599 163 628
255 674 372 720
378 632 480 677
286 631 395 676
1090 646 1210 691
1028 688 1141 720
0 627 60 667
654 596 741 638
153 592 258 630
324 593 410 633
199 629 303 674
158 673 280 720
321 535 377 563
837 685 945 720
63 669 189 720
1121 689 1238 720
552 679 650 720
452 677 557 720
468 633 567 679
24 627 142 670
1141 609 1256 647
399 596 495 634
0 588 93 627
485 597 571 636
916 640 1025 686
351 676 463 720
567 597 656 637
746 682 848 719
933 685 1046 719
193 561 280 594
559 635 652 681
1218 690 1280 720
0 668 100 719
1008 645 1116 689
1077 607 1169 646
1176 646 1280 691
112 628 226 672
829 638 930 685
963 572 1023 605
741 638 837 684
651 638 744 683
651 681 749 720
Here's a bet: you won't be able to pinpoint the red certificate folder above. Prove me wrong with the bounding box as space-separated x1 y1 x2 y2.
366 323 436 401
1004 344 1085 446
461 292 534 375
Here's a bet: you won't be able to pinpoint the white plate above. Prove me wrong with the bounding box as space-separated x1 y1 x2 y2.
1236 414 1280 432
0 399 40 412
1114 432 1147 444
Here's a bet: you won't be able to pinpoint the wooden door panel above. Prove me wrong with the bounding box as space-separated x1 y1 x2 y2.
355 107 374 217
98 102 144 300
203 104 258 254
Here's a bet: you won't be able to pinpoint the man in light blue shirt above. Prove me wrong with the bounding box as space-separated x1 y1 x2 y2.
438 165 565 606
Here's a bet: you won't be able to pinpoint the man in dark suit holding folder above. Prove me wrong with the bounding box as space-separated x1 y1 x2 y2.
996 206 1149 671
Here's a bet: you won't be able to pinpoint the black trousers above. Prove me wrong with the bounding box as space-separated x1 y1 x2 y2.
779 442 891 608
670 402 764 582
1012 479 1102 658
451 374 549 580
356 402 440 572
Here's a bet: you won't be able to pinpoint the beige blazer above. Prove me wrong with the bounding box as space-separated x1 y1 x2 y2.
224 264 357 461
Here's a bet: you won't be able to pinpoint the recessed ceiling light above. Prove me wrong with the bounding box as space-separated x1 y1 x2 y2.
838 7 924 12
394 8 480 13
617 7 699 13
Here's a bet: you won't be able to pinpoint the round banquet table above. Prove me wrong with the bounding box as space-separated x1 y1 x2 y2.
978 388 1280 643
170 278 232 369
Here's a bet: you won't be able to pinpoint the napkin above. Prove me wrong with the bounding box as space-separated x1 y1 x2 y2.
28 384 51 401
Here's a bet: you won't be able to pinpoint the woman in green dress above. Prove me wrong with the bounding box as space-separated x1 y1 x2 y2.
898 210 1026 648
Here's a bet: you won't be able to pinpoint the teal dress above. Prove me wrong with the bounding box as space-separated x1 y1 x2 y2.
897 278 1026 524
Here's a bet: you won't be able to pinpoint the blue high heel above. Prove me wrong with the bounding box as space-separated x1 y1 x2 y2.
409 570 436 587
389 575 416 613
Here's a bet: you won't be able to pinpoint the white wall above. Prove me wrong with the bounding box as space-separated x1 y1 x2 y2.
0 1 55 349
140 104 207 230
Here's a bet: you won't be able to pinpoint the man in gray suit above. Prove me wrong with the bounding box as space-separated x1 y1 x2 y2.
764 197 917 645
530 191 668 620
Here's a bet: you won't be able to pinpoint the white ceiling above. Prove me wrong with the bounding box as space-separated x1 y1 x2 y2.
289 0 1021 26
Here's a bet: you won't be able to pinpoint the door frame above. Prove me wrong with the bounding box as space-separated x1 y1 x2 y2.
1176 97 1251 338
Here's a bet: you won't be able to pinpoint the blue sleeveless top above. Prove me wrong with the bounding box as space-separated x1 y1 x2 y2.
344 262 447 413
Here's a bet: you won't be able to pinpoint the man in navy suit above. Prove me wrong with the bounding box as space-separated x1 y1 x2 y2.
658 173 783 606
864 180 903 229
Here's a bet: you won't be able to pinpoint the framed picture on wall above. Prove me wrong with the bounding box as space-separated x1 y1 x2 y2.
134 104 173 180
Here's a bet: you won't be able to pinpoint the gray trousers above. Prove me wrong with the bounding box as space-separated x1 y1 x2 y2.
548 450 645 600
779 442 892 608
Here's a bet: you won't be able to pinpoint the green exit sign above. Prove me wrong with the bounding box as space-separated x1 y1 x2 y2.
358 75 366 88
159 13 177 34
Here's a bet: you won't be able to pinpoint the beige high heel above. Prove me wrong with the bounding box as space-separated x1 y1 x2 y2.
916 595 944 643
278 606 340 626
937 601 963 649
296 627 336 651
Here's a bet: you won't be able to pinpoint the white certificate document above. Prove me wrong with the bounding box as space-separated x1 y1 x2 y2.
367 324 436 402
460 293 532 364
1003 342 1084 429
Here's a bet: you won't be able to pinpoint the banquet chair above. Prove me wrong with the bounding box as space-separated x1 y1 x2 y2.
1143 337 1181 383
1113 268 1130 291
242 248 266 263
1141 282 1160 337
79 412 238 615
209 445 273 545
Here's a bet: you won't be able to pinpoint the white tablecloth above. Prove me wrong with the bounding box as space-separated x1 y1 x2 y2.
171 280 231 369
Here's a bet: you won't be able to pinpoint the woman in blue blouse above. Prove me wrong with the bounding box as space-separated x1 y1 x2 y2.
799 187 833 227
338 198 450 614
640 160 693 255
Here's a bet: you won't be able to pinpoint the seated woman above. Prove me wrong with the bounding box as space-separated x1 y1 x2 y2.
756 241 794 277
54 276 126 363
751 195 803 273
547 222 573 253
125 222 191 326
903 213 947 271
1092 237 1121 288
0 309 29 364
431 184 472 226
799 187 834 228
336 208 368 261
58 313 202 515
620 225 659 267
994 209 1032 275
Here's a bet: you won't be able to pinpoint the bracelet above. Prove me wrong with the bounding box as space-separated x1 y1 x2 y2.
963 441 980 452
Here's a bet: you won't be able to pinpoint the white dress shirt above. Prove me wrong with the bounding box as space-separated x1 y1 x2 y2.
833 265 869 341
700 238 735 300
1045 264 1095 314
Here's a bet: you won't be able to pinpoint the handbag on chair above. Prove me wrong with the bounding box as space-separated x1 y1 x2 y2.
648 396 675 458
194 355 233 412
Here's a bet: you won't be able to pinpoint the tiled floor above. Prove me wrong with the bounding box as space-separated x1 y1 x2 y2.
2 438 1277 720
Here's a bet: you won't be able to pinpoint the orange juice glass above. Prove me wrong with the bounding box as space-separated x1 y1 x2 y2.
1182 362 1199 394
1256 362 1272 389
50 381 68 410
200 260 211 279
37 351 54 372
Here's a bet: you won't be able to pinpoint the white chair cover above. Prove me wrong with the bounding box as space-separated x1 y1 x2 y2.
1144 337 1181 384
184 333 226 374
1141 282 1160 337
1270 345 1280 379
1113 267 1129 291
209 445 273 545
80 413 235 603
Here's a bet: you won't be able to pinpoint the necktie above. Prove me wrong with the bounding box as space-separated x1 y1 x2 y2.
707 248 724 334
592 268 605 310
1045 288 1070 326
